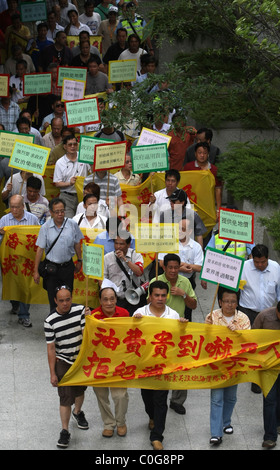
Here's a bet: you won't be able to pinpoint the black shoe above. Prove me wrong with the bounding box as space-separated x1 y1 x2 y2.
210 436 222 446
57 429 71 448
72 410 89 429
251 383 262 394
170 402 186 415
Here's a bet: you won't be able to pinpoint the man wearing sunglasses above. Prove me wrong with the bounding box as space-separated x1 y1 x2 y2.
40 97 67 134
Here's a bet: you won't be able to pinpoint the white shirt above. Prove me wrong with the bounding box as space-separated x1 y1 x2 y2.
3 172 46 200
118 48 147 71
240 258 280 311
133 303 180 319
72 212 107 228
53 154 91 193
79 12 101 35
76 199 110 219
158 238 203 278
68 22 93 36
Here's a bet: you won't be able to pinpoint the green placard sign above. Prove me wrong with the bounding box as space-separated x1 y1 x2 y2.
78 135 114 164
219 208 254 244
131 143 169 174
9 140 50 175
83 242 104 280
57 66 87 88
108 60 137 83
23 73 52 96
0 131 34 158
65 98 100 127
20 1 47 22
142 17 155 42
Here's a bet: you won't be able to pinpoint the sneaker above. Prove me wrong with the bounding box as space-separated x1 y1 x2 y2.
262 440 276 448
72 410 89 429
18 318 32 328
57 429 71 448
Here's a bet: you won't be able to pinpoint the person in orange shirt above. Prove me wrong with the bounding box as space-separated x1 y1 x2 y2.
86 286 130 438
168 114 196 170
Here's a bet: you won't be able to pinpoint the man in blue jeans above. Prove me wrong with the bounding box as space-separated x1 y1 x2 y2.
252 302 280 448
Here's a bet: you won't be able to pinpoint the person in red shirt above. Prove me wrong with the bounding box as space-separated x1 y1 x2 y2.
183 141 223 220
168 114 196 170
86 286 129 438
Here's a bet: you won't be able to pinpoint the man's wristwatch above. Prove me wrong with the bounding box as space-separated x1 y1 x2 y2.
183 293 187 299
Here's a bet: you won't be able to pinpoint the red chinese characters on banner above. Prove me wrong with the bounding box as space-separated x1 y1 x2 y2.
81 324 280 383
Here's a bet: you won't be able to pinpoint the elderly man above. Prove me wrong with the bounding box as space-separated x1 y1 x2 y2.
33 197 84 311
42 117 64 150
53 135 91 217
86 287 129 438
44 285 88 448
0 194 39 326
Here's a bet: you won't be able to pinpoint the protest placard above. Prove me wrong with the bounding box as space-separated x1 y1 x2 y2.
57 66 87 88
65 97 100 127
0 131 34 158
0 74 10 97
78 135 114 165
219 207 254 244
83 242 104 280
23 73 52 96
20 1 47 22
108 59 137 83
131 143 168 174
9 140 50 175
94 141 127 171
137 127 172 148
135 223 179 254
200 247 244 292
61 78 85 102
67 35 102 54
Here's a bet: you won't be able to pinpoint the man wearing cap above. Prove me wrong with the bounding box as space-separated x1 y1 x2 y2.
149 169 190 224
98 5 120 56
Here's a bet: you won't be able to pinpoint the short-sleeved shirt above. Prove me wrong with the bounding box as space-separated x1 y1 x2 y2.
133 303 180 319
104 248 144 297
83 171 122 200
149 272 197 317
36 217 84 263
44 303 85 364
53 154 91 194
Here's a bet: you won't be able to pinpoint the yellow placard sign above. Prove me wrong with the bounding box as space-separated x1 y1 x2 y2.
0 131 34 158
94 141 127 171
135 223 179 253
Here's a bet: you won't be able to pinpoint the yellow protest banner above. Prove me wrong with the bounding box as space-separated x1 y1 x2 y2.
75 170 216 237
0 226 105 307
59 316 280 397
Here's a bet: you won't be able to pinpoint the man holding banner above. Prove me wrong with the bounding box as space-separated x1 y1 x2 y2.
86 286 130 438
133 280 187 450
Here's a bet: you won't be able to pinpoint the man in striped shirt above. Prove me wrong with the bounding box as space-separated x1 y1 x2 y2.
44 285 88 448
0 194 39 327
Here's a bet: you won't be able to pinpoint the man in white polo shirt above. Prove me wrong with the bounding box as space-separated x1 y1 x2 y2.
53 135 91 217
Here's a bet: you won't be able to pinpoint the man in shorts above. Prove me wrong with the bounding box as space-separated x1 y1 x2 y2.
44 285 89 448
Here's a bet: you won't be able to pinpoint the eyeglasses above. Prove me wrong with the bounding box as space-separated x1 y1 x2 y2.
52 209 65 214
222 300 237 305
55 103 64 108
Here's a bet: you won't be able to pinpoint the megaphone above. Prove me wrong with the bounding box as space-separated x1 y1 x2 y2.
125 281 149 305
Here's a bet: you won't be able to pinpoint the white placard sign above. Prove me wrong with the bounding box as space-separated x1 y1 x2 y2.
200 247 244 291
